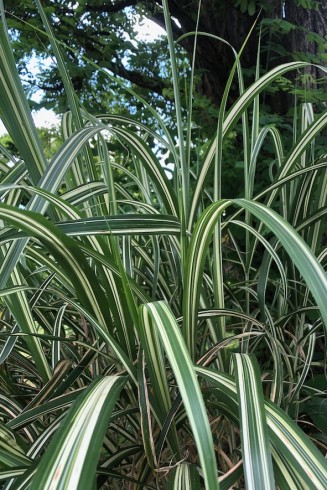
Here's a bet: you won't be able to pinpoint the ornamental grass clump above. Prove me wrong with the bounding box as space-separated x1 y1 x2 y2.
0 1 326 489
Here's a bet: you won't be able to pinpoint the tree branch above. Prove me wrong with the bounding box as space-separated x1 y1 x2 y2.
150 12 182 38
83 0 140 14
104 60 168 95
72 29 168 95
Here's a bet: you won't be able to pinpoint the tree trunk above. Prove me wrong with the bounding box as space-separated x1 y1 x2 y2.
163 0 326 113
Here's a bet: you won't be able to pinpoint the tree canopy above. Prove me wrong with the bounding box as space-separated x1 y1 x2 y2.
2 0 326 198
5 0 326 126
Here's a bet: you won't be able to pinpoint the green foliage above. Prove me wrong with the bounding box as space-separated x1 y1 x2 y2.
0 125 62 160
234 0 257 16
0 1 326 489
3 0 326 140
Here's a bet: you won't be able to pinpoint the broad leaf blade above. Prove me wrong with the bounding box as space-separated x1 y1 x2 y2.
29 376 127 490
167 463 201 490
140 301 219 490
196 367 327 489
233 353 275 489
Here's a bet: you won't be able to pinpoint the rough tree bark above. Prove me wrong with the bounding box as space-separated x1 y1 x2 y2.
157 0 326 112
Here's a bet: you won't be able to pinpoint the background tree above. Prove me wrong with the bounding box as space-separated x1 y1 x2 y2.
5 0 326 123
2 0 325 200
0 125 62 159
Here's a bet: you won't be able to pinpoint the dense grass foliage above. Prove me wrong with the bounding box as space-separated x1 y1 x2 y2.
0 1 326 488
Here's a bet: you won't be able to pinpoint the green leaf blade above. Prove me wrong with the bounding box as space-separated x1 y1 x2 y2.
140 301 219 490
30 376 127 490
233 353 275 490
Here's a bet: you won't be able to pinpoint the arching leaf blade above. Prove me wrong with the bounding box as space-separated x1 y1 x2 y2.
233 354 275 490
29 376 127 490
140 301 219 490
